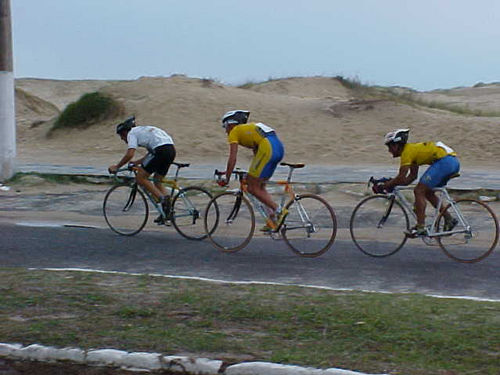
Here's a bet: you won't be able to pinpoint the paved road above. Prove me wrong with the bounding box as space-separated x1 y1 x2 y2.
3 162 499 302
16 163 500 190
1 222 499 301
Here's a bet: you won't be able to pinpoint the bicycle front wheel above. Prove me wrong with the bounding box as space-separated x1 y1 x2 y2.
204 192 255 253
171 186 213 240
436 199 499 263
350 195 409 257
281 194 337 257
103 184 149 236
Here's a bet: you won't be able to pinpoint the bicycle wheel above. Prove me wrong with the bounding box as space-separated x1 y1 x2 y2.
281 193 337 257
103 184 149 236
350 195 409 257
436 199 499 263
171 186 213 240
204 192 255 253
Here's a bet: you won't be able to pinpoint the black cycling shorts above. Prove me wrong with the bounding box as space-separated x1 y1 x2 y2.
142 144 176 176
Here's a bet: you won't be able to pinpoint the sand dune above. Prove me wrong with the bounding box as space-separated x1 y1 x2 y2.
14 76 500 170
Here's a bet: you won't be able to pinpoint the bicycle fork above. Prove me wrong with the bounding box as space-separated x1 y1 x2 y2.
224 193 243 224
377 196 396 228
123 184 138 212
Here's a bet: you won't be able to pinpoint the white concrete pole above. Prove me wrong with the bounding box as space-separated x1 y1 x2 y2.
0 0 16 181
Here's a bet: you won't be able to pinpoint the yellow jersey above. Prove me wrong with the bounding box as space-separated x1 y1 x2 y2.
227 123 275 149
400 142 457 167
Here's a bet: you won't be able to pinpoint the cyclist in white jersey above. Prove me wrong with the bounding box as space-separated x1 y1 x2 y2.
108 117 176 219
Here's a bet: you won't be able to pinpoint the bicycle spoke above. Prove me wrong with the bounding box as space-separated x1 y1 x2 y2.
204 192 255 253
171 186 212 240
437 199 499 263
282 194 337 257
103 184 149 236
350 195 409 257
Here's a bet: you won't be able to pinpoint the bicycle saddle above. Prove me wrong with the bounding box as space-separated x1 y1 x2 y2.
173 162 190 168
280 162 305 169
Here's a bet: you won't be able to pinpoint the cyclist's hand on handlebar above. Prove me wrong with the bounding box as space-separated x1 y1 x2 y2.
217 179 228 187
214 169 229 186
372 183 386 194
108 165 118 174
370 177 393 194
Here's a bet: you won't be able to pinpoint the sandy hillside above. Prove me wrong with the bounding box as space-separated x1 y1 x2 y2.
14 75 500 170
414 83 500 113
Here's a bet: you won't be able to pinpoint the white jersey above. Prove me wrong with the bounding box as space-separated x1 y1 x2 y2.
127 126 174 154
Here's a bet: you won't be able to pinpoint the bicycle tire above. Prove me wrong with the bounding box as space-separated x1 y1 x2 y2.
436 198 499 263
204 191 255 253
281 193 337 257
350 194 409 257
171 186 213 240
103 184 149 236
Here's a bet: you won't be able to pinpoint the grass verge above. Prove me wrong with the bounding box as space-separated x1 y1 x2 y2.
1 268 499 375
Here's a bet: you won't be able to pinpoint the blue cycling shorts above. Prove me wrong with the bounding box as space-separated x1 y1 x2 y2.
420 155 460 188
249 134 285 179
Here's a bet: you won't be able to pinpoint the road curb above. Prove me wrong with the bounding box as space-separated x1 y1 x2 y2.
0 343 388 375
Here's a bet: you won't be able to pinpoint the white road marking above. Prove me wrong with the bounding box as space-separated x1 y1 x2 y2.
29 267 500 303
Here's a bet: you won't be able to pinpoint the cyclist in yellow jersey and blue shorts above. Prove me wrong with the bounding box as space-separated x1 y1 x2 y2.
218 110 286 231
377 129 460 237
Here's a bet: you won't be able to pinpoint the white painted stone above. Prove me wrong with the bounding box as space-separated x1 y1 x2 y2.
225 362 387 375
0 343 22 357
121 352 163 370
17 344 54 361
162 355 223 374
86 348 128 365
225 362 323 375
323 368 388 375
0 343 387 375
50 347 86 363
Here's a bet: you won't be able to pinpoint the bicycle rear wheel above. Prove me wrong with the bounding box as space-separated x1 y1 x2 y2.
103 184 149 236
436 199 499 263
171 186 213 240
282 193 337 257
350 195 409 257
204 192 255 253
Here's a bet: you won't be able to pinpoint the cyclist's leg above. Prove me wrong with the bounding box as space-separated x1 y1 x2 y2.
419 156 460 222
247 176 276 211
247 136 284 212
141 145 176 202
413 182 429 227
153 145 176 195
136 166 163 201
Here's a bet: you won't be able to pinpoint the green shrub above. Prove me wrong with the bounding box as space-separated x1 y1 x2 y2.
52 92 122 130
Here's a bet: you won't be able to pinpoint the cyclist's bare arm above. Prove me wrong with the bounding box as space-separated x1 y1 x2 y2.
131 154 146 166
109 148 136 173
223 143 238 182
385 165 418 190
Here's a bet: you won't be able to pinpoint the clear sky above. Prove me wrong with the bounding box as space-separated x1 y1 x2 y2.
11 0 500 91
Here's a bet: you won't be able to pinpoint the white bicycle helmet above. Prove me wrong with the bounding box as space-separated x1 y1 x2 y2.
221 110 250 128
384 128 410 145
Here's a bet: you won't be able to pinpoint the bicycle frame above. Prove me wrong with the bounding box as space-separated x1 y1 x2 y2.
226 166 299 228
387 186 470 238
114 163 195 219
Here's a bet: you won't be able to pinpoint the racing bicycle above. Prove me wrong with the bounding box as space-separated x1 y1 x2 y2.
203 162 337 257
349 176 499 263
103 162 213 240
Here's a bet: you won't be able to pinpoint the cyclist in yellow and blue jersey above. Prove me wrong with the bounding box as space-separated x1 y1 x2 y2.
218 110 287 231
378 129 460 237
